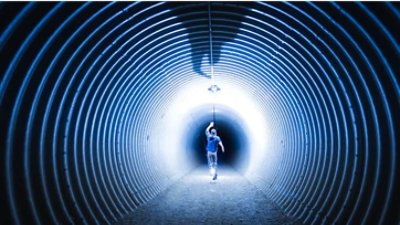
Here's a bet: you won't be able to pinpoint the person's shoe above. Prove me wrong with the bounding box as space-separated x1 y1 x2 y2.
212 173 218 180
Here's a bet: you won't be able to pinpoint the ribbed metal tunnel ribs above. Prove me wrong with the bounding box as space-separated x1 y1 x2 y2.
0 2 399 225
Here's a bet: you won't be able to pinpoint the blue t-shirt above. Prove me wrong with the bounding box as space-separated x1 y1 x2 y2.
206 135 221 153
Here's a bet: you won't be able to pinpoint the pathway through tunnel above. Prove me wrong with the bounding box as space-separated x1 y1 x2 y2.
118 166 301 225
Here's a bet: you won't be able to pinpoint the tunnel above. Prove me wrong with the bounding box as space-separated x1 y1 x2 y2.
0 2 399 225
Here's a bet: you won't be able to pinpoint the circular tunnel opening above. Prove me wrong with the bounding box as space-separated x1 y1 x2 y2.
0 2 398 225
184 105 250 172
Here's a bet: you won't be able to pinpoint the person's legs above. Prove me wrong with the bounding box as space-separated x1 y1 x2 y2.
207 152 215 175
209 153 215 168
207 152 217 167
210 152 218 180
207 152 212 168
214 152 218 168
207 152 219 179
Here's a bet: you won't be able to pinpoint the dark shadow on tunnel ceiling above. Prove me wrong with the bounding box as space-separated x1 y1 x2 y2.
167 2 254 78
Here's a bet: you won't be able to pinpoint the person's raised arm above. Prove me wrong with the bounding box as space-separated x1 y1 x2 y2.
205 122 214 136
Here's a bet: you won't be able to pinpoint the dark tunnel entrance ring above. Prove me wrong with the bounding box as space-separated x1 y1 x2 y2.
184 105 251 172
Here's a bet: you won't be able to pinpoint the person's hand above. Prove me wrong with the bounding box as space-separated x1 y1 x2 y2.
210 122 214 127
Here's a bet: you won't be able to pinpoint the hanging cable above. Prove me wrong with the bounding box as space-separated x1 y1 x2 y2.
207 2 220 124
208 1 214 84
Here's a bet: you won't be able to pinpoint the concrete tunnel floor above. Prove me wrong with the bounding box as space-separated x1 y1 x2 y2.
118 166 302 225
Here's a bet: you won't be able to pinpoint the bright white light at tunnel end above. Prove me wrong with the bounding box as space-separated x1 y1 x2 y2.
154 76 272 176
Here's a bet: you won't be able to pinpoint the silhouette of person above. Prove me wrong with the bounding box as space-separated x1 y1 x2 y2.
205 122 225 180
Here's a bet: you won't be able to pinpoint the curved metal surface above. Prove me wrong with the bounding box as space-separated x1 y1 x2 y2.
0 2 398 225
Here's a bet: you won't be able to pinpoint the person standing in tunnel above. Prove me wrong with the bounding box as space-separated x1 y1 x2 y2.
205 122 225 180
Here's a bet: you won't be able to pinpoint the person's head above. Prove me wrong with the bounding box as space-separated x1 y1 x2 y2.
210 129 217 136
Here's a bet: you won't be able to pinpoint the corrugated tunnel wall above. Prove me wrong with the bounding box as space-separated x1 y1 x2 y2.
0 2 399 225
